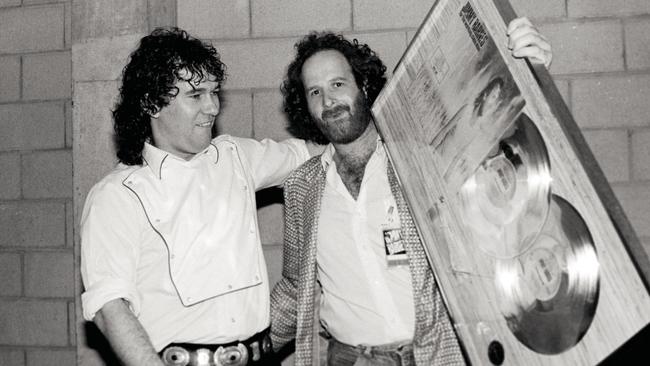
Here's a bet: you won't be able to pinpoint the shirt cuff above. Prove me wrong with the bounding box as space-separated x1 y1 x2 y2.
81 278 141 321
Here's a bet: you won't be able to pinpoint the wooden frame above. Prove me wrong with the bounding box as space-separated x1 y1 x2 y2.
371 0 650 364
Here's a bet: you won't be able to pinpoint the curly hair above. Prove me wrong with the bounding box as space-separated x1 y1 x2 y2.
282 32 387 144
112 27 226 165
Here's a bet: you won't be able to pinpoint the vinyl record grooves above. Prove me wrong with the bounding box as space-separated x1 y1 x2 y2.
459 113 552 258
495 194 600 355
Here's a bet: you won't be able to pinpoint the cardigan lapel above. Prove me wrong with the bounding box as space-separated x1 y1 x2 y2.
387 163 438 364
294 160 327 366
387 163 465 365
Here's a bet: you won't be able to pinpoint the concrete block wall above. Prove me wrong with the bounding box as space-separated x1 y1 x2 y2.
2 0 648 365
0 0 74 365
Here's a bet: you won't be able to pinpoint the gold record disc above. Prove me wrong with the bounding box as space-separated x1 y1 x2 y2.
494 194 600 355
459 113 552 258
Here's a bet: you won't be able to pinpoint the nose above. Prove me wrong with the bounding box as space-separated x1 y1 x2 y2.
204 95 220 116
322 90 335 108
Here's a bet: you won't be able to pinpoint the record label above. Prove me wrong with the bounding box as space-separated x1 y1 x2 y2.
522 238 563 302
477 155 517 210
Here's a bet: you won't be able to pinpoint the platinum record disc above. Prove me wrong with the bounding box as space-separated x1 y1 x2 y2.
459 113 552 258
494 194 600 355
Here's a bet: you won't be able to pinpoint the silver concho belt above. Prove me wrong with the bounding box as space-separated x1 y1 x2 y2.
161 335 272 366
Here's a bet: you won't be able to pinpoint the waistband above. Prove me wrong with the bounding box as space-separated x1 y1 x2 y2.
329 336 415 365
159 328 274 366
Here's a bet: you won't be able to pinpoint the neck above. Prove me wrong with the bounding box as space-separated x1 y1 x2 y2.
332 120 378 170
331 120 378 200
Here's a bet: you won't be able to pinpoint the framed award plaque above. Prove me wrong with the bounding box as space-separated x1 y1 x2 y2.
371 0 650 364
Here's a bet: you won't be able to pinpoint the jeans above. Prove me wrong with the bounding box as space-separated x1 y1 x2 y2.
326 337 415 366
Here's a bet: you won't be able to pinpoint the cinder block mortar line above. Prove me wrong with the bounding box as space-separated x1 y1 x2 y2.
0 98 69 106
207 27 418 43
5 247 74 254
350 0 355 30
549 69 650 79
611 180 650 188
627 129 634 181
536 14 650 26
67 300 75 346
0 294 74 301
0 345 75 351
248 0 253 38
0 197 70 204
621 17 628 71
250 91 257 139
19 55 23 101
566 78 573 111
0 47 71 56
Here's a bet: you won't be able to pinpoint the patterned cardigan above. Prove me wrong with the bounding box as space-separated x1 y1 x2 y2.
270 154 465 366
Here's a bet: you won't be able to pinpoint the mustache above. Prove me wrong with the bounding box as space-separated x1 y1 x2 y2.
321 104 350 120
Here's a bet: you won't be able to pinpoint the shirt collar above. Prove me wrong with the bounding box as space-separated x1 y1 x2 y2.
142 141 219 179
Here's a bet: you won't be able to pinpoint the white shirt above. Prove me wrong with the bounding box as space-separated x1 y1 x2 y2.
80 135 308 351
317 142 416 346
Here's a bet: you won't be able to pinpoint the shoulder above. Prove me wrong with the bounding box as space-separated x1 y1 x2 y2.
85 164 143 205
210 134 241 152
286 156 323 185
212 134 237 145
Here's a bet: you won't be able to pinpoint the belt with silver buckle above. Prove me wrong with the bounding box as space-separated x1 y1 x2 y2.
160 328 273 366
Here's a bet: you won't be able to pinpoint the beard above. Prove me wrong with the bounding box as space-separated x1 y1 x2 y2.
314 92 372 144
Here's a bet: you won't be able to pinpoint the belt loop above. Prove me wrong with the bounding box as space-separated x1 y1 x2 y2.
250 341 261 361
361 344 373 357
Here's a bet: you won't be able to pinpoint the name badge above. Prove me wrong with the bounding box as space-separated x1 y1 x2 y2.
383 204 407 266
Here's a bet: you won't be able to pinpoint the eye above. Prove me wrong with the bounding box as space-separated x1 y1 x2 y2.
189 93 201 100
309 89 320 97
211 88 220 96
333 81 343 88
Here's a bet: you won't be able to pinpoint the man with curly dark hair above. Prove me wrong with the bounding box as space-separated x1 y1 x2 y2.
271 18 552 366
80 27 310 366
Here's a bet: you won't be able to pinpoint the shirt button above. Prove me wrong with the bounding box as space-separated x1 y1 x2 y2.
227 284 233 290
187 297 192 302
231 318 236 323
170 254 175 260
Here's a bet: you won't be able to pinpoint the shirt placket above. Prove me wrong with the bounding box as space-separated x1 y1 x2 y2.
352 187 403 340
224 145 259 332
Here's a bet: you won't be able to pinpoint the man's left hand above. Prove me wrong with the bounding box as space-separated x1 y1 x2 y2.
507 17 553 68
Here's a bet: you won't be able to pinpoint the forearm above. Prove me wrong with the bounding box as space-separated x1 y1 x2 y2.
270 278 299 351
94 298 164 366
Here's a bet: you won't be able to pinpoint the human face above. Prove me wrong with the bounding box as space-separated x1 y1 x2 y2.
301 50 371 144
150 70 220 160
